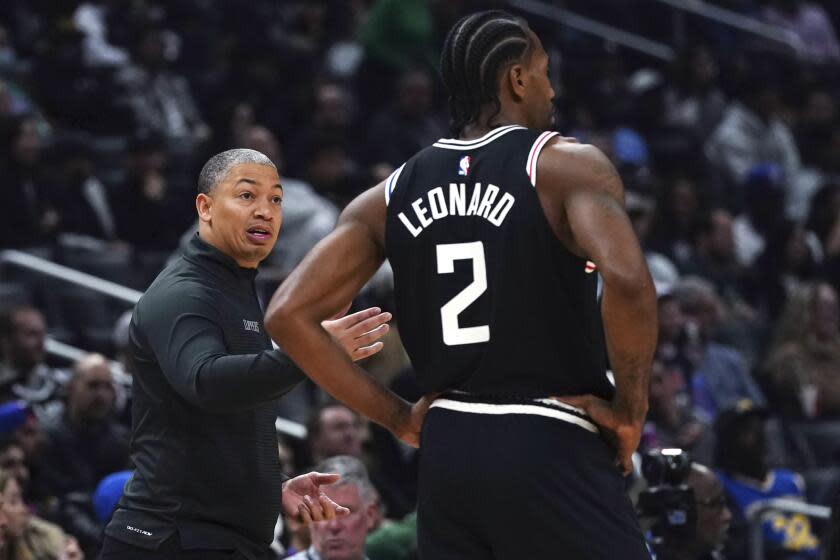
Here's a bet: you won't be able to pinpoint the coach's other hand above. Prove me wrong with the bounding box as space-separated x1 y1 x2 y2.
322 307 391 361
282 472 350 525
553 394 643 476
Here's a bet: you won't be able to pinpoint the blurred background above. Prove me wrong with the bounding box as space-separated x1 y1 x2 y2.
0 0 839 558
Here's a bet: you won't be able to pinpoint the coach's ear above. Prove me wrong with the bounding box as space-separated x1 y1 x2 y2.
196 193 213 224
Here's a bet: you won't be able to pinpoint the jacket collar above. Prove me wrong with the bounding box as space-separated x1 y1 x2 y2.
184 234 259 282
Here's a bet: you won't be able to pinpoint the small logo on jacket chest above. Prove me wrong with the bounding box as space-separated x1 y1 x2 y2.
243 319 261 333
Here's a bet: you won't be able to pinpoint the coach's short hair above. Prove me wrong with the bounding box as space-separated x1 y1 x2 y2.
197 148 276 194
315 455 377 504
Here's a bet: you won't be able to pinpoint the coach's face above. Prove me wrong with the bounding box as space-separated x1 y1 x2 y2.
197 163 283 268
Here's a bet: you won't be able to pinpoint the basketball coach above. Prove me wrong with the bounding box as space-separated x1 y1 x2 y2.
100 149 392 559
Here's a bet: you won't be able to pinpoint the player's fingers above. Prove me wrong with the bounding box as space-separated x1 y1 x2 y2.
298 503 313 526
553 395 592 412
352 342 384 361
353 323 389 346
620 454 633 476
348 312 392 338
319 493 338 520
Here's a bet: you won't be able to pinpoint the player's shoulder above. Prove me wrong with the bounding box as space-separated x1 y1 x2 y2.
537 139 623 199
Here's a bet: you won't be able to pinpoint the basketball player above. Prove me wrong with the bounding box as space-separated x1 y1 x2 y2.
265 10 656 559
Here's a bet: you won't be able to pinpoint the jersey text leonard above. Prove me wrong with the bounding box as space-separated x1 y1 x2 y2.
397 182 515 237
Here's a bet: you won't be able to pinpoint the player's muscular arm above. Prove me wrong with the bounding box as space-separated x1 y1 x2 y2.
537 141 657 473
264 185 430 447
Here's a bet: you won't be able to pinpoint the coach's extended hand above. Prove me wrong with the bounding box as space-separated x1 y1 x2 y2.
554 394 643 476
322 307 391 361
282 472 350 525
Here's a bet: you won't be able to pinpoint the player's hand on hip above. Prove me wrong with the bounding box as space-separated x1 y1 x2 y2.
553 394 642 476
282 472 350 526
394 393 440 448
322 307 391 362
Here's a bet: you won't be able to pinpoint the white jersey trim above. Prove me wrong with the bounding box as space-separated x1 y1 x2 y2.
526 131 559 187
384 163 406 206
430 398 599 433
433 125 524 151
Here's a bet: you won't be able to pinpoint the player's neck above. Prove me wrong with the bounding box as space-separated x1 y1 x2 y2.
460 108 529 140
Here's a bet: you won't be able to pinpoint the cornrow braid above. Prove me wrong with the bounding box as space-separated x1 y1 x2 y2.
440 10 533 136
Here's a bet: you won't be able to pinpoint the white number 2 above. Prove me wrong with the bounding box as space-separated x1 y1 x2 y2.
436 241 490 346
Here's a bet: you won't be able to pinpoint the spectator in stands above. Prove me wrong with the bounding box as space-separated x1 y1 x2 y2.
38 353 127 554
806 184 840 260
29 22 115 132
288 81 357 176
788 90 837 222
684 208 744 302
661 44 727 144
0 305 68 421
732 164 789 268
715 400 820 559
657 293 695 382
51 135 118 244
0 415 53 522
642 359 715 466
0 467 83 560
365 511 417 560
118 132 194 250
286 455 378 560
307 404 364 466
72 1 129 68
625 188 680 295
705 55 801 200
746 221 819 321
0 115 60 248
362 67 445 170
355 0 436 115
0 438 27 504
280 513 311 558
6 414 47 507
763 282 840 418
762 0 840 64
821 491 840 560
115 27 209 147
806 184 840 291
671 277 766 417
305 137 367 207
39 353 128 499
650 174 705 270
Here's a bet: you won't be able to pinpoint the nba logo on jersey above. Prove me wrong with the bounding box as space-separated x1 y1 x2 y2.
458 155 471 176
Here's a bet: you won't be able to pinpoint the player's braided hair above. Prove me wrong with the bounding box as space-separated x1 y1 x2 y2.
440 10 534 137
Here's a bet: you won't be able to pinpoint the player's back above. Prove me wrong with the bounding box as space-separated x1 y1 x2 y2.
385 125 613 400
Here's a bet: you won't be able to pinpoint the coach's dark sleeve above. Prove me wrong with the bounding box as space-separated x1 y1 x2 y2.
137 283 304 413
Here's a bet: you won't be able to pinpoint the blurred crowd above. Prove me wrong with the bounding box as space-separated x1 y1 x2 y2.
0 0 839 558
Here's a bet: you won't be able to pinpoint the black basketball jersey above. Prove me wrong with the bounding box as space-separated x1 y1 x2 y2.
384 125 613 400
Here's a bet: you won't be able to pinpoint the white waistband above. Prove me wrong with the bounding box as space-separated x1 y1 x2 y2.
430 398 599 433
